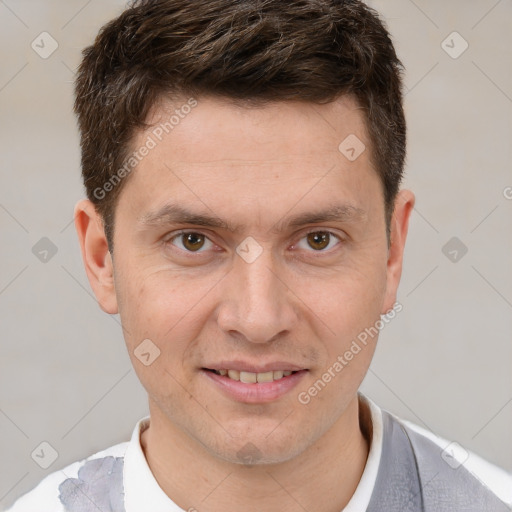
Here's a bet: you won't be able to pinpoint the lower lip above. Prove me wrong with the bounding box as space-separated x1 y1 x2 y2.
202 369 308 403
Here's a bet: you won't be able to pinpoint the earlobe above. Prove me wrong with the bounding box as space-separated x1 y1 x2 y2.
381 189 415 314
74 199 118 314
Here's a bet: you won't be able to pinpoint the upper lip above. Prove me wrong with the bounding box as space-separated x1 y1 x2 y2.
203 361 307 373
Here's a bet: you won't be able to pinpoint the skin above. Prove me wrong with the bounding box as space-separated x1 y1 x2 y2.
75 94 414 512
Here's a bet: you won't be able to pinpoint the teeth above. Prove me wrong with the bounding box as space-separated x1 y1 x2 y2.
227 369 240 381
214 369 296 383
256 371 274 383
240 371 257 383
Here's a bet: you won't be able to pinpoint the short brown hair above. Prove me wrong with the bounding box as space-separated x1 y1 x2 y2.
74 0 406 253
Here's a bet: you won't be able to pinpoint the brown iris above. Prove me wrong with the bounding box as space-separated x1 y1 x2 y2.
182 233 206 251
307 232 330 251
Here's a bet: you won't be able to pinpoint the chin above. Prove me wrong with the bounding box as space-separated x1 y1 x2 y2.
203 431 309 466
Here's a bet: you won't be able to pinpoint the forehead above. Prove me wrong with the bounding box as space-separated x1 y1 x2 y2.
117 94 382 228
143 93 369 162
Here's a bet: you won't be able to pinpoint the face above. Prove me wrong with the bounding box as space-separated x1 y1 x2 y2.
76 94 413 465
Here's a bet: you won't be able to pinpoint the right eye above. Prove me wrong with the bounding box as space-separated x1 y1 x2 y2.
166 231 215 253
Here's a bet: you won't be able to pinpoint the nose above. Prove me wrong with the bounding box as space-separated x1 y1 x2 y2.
216 242 299 344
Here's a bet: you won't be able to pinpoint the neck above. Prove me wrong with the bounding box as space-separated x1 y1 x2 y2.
141 394 370 512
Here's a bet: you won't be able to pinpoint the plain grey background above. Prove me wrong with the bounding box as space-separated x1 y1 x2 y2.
1 0 511 508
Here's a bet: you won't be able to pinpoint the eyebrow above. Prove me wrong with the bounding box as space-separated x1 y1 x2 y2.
137 202 367 234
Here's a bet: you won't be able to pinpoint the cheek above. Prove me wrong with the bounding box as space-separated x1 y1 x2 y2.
120 278 203 403
116 265 216 376
116 263 201 330
303 255 387 371
307 259 387 327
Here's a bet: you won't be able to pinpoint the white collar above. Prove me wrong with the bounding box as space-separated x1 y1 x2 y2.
123 416 183 512
342 394 383 511
123 394 383 511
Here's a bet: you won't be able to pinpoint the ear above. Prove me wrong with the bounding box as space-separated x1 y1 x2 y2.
74 199 118 314
381 189 415 314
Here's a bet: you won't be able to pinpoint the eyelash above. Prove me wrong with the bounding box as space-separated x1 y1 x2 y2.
164 229 343 256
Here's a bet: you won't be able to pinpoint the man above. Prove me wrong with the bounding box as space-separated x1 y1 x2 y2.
7 0 512 510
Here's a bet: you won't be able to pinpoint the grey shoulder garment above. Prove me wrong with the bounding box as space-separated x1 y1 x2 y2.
366 411 511 512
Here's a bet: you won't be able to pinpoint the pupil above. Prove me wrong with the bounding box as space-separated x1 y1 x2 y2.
308 232 329 250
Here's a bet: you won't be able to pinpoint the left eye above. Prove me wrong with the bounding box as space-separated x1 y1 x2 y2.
295 231 341 252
